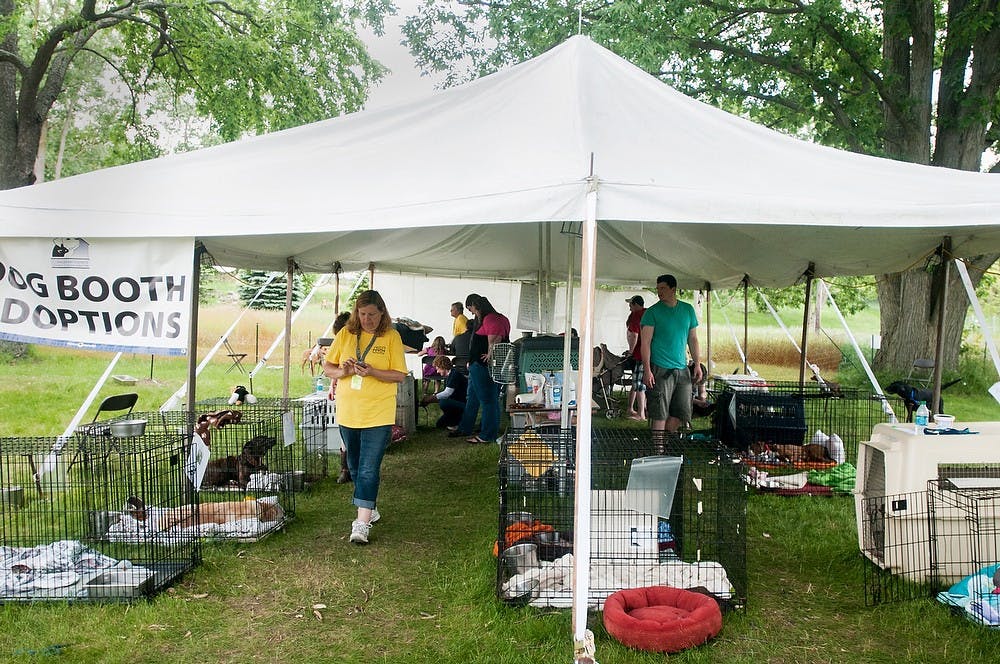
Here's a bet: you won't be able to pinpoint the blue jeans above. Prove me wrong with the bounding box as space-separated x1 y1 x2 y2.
458 362 500 441
339 424 392 509
436 397 466 428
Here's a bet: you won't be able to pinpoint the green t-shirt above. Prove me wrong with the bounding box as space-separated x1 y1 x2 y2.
640 300 698 370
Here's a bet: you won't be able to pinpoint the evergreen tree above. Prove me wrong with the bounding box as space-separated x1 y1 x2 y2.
237 271 307 311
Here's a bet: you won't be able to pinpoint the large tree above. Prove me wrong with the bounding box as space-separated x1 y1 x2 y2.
1 0 387 189
398 0 1000 373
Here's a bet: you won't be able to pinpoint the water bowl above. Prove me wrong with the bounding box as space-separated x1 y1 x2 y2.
934 414 956 428
502 578 539 607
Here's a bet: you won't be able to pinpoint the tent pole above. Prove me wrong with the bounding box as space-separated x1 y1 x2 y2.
742 275 749 375
572 176 598 664
562 232 575 429
334 261 342 313
368 262 375 289
798 263 815 387
537 226 544 332
186 243 204 410
931 238 951 414
283 259 294 400
704 282 712 375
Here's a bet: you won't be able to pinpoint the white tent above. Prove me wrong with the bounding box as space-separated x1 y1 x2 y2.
3 35 999 288
3 35 1000 659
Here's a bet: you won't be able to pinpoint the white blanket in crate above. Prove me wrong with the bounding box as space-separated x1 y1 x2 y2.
107 496 285 543
501 553 734 608
0 540 144 597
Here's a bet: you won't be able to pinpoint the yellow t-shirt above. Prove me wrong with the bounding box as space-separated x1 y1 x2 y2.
453 314 469 337
327 327 407 428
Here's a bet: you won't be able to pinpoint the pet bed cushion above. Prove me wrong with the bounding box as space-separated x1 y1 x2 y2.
602 585 722 653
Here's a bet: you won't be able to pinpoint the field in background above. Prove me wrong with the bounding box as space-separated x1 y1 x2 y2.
2 277 996 435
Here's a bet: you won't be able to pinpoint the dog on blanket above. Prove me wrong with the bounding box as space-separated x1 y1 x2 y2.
126 496 279 530
202 434 277 488
749 441 832 464
885 378 962 422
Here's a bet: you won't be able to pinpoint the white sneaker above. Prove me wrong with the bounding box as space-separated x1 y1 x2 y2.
370 507 381 524
349 519 370 544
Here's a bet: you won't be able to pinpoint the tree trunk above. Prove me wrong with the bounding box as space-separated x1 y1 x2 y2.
875 253 999 373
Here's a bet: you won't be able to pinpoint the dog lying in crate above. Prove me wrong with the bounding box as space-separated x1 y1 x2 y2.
748 441 832 465
202 434 277 489
125 495 281 531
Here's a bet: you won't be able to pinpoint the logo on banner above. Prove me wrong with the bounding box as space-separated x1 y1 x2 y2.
50 238 91 269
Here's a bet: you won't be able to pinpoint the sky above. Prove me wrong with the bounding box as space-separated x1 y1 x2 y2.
359 7 439 110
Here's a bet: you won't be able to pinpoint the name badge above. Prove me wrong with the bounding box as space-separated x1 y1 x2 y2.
351 374 363 390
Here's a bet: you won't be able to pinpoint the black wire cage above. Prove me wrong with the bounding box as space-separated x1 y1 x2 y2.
95 409 295 540
712 380 902 467
497 428 747 611
196 395 330 485
861 469 1000 612
0 434 199 602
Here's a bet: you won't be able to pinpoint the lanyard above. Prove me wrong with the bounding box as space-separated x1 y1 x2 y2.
355 332 378 364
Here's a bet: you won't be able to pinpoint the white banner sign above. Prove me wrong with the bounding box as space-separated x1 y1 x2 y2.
0 237 193 355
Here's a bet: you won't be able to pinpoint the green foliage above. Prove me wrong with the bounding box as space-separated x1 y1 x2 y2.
5 0 389 187
236 270 307 310
0 341 34 363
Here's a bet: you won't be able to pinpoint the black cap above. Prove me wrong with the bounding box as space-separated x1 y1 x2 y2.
626 295 644 306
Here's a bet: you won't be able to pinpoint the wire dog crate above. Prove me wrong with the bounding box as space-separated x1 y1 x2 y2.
497 428 747 611
98 409 294 540
713 381 900 466
0 434 199 602
861 469 1000 609
197 395 329 484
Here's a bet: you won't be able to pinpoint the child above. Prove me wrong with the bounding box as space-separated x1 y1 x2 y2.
419 336 448 394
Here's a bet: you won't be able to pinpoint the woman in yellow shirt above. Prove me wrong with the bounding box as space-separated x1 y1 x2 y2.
324 290 407 544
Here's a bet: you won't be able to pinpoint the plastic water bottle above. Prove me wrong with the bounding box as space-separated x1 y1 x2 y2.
315 377 325 394
545 371 556 408
552 374 562 407
914 401 929 432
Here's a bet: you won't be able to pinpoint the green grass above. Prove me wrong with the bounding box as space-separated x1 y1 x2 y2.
2 429 998 663
2 297 1000 662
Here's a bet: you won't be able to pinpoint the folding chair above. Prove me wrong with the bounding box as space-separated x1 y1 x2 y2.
70 393 139 469
223 337 248 374
907 358 935 387
77 393 139 435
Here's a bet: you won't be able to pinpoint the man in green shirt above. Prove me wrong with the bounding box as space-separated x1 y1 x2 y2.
640 274 702 433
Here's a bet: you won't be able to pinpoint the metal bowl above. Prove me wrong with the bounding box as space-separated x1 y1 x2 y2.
502 579 539 607
109 419 147 437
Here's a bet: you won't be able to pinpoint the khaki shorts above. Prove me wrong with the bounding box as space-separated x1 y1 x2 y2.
647 365 693 422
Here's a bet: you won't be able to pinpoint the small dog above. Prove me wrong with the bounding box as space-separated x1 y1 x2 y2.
193 409 243 447
301 344 327 375
749 441 832 464
885 379 961 421
202 434 277 488
126 496 279 530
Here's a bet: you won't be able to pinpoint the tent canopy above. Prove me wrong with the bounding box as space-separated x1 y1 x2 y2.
2 36 999 288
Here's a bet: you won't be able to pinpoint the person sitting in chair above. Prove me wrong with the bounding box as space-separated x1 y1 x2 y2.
420 355 468 430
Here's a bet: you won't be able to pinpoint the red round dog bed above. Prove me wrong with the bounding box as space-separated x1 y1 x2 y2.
603 586 722 653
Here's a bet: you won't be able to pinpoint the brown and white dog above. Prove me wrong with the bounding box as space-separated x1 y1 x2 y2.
749 441 832 464
126 496 279 530
301 344 327 375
